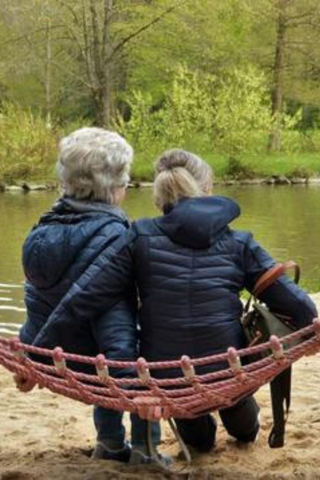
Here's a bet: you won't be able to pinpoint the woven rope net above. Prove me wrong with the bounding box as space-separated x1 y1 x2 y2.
0 322 319 419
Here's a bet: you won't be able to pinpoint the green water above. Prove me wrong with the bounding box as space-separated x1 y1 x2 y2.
1 185 319 335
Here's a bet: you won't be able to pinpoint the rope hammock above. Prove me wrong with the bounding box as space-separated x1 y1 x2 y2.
1 323 319 418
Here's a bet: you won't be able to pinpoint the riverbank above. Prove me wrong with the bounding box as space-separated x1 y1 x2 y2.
0 295 319 480
1 150 320 188
1 175 320 193
131 151 320 183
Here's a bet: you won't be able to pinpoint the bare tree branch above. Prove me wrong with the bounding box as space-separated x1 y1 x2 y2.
108 0 190 63
0 24 64 46
50 58 93 90
286 10 317 23
56 1 82 28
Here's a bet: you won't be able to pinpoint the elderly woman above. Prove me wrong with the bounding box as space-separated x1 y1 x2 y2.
33 149 317 452
17 127 160 464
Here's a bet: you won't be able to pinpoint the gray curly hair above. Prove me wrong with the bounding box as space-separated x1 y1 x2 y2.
56 127 133 204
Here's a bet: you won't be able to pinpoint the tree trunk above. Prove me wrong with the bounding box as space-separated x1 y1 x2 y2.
84 0 181 127
101 71 113 128
89 0 114 128
45 18 52 129
95 78 113 128
100 0 114 128
268 1 288 152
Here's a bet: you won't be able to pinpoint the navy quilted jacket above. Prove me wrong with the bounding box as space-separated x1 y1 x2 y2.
33 196 317 375
20 197 137 370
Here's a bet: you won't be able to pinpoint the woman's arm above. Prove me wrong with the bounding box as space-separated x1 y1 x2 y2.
243 234 318 328
33 227 138 349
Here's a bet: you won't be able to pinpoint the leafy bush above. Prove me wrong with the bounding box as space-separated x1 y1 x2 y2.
286 167 311 179
225 157 257 179
116 91 164 151
0 103 58 183
297 130 320 153
61 117 93 137
213 66 272 156
117 64 319 175
163 65 215 143
117 65 215 152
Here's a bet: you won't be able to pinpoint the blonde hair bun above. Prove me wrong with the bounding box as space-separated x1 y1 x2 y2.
154 149 212 210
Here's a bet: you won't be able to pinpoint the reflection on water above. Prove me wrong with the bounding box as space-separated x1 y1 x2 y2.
0 190 56 335
0 185 320 334
0 282 26 335
0 322 22 335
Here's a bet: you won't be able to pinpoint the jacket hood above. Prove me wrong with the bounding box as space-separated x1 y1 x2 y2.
154 196 240 249
23 197 129 289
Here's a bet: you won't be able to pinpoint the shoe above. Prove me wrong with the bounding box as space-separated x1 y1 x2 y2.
175 415 217 453
92 440 131 463
232 412 261 444
129 446 172 466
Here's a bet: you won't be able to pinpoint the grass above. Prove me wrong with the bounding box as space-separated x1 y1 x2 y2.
131 149 320 182
239 152 320 178
3 151 320 185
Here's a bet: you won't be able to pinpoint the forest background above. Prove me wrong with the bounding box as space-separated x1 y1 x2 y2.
1 0 320 183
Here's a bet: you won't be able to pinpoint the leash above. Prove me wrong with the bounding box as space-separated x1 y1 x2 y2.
147 419 192 475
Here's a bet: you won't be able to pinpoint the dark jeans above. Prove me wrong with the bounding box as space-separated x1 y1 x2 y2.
94 406 161 449
175 396 260 452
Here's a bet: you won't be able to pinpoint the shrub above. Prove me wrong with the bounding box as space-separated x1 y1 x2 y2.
0 102 58 183
213 66 272 157
116 65 215 151
163 65 215 143
225 156 257 179
286 167 311 180
116 91 164 151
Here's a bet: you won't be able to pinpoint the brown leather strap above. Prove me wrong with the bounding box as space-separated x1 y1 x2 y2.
253 260 300 297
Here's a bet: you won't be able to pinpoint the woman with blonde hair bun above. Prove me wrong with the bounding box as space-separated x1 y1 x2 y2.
37 148 317 453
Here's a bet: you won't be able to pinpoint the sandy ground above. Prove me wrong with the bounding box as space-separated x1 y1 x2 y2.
1 295 320 480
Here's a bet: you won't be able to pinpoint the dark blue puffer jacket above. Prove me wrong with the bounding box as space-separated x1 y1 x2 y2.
33 196 317 376
20 197 137 371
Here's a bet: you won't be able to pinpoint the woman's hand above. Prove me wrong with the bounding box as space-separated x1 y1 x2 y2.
133 396 171 421
14 374 36 393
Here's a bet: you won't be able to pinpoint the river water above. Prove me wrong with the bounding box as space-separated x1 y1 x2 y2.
0 185 319 335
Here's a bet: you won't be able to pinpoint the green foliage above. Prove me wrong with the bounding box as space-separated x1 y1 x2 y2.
163 65 215 143
116 91 162 150
270 108 303 153
298 130 320 152
61 117 93 136
1 0 320 181
119 63 320 179
233 152 320 178
286 167 311 179
225 157 257 179
118 65 215 151
213 66 271 156
115 91 164 180
0 103 58 183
